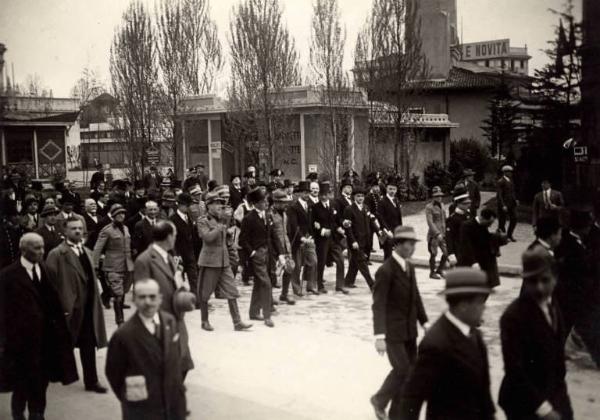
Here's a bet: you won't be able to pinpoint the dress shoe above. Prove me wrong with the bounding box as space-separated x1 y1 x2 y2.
264 318 275 328
307 289 319 295
85 383 108 393
122 303 131 309
318 288 328 294
250 315 265 321
272 284 281 289
335 288 349 294
345 284 358 289
201 321 214 331
280 295 296 305
509 237 517 242
271 309 279 316
293 292 304 297
429 272 441 280
234 321 253 331
28 413 45 420
436 270 446 278
370 396 386 420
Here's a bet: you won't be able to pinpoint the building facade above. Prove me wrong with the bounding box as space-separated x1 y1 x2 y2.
460 39 531 75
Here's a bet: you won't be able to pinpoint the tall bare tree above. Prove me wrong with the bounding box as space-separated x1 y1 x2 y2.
228 0 301 174
110 1 162 180
70 67 105 104
354 0 429 180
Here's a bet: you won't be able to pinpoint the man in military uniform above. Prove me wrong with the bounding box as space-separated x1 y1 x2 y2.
425 186 447 279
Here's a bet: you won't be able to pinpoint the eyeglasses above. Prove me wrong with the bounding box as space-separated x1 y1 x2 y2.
136 294 158 300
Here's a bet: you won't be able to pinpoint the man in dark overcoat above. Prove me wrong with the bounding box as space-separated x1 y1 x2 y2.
399 268 495 420
46 217 108 393
370 226 428 420
35 204 63 260
497 165 518 241
0 233 78 420
105 278 187 420
170 193 200 299
445 186 471 266
499 248 574 420
377 176 403 260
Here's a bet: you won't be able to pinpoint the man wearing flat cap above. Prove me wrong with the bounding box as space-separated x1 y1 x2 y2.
399 268 495 420
497 165 518 241
498 248 573 420
371 226 429 420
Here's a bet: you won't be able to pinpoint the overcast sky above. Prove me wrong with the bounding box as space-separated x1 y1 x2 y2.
0 0 582 97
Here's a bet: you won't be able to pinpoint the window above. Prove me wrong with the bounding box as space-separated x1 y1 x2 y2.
5 128 33 163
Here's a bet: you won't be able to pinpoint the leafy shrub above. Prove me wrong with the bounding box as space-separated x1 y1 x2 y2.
448 138 492 186
423 160 451 194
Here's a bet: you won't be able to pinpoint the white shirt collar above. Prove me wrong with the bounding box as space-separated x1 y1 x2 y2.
61 211 72 218
387 194 396 202
87 212 97 220
298 198 308 208
321 200 330 207
177 209 188 221
391 251 407 271
152 244 169 264
355 202 363 211
309 195 319 203
20 257 40 281
138 312 160 334
445 311 471 337
538 238 552 250
503 175 511 182
146 216 156 224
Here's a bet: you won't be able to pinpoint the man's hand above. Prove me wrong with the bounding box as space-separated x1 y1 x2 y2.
352 242 359 250
542 411 561 420
448 254 457 266
385 229 393 239
278 255 286 265
375 338 386 356
250 250 256 258
314 222 321 230
422 322 431 332
337 227 345 235
503 206 508 212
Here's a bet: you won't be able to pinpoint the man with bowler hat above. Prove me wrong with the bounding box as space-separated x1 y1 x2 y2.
371 226 428 420
499 248 573 420
400 268 495 420
457 168 481 216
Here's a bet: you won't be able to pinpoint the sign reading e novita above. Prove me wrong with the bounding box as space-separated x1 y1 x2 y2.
461 39 510 60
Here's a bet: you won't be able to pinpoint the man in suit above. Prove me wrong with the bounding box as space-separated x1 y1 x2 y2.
529 216 562 255
229 174 243 210
377 177 403 260
83 198 101 249
89 164 105 190
446 186 472 266
20 197 40 232
497 165 518 241
143 166 163 193
36 205 62 259
457 169 481 217
46 217 108 394
312 182 348 294
399 268 495 420
532 180 565 228
271 189 297 304
62 180 82 214
182 167 199 192
425 186 447 279
93 204 135 325
170 193 200 300
126 181 146 230
105 278 187 420
371 226 429 420
287 181 318 295
0 233 78 420
343 185 382 289
459 208 505 288
133 221 194 376
499 248 573 420
56 195 87 238
197 191 252 331
240 188 284 327
133 200 160 257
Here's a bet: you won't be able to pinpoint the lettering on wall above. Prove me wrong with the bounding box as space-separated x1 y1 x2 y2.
461 39 510 60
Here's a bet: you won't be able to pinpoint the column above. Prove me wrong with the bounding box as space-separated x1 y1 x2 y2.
300 113 306 179
181 119 187 175
33 128 39 178
349 116 355 170
207 118 213 179
1 128 6 166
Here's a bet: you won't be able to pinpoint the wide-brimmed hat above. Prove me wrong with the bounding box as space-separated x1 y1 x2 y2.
40 205 60 217
438 268 492 296
502 165 514 172
306 172 319 181
463 168 476 176
431 186 444 197
392 225 420 242
246 187 266 204
272 189 292 203
172 290 196 318
110 203 127 218
522 248 554 279
205 191 227 205
31 180 44 191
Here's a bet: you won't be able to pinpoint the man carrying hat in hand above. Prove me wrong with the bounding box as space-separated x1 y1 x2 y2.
499 248 573 420
371 225 429 420
399 268 495 420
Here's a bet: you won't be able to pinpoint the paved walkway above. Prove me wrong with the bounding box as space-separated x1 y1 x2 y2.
2 264 598 419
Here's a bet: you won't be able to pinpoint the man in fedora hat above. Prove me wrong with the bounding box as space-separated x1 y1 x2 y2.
197 192 253 331
499 248 573 420
371 225 429 420
425 186 447 279
497 165 518 241
456 168 481 217
400 268 495 420
36 204 63 259
343 185 381 289
133 200 161 257
446 186 472 266
377 176 403 260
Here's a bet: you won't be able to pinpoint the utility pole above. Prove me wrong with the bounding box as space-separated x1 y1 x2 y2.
581 0 600 198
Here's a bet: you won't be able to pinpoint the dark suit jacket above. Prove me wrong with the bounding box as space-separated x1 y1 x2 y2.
333 195 353 226
239 210 283 257
343 203 378 251
499 297 573 419
372 257 428 342
143 173 163 191
446 211 470 258
134 246 193 373
36 224 63 259
400 315 495 420
105 311 186 420
170 212 198 267
83 212 102 249
532 189 564 226
0 260 78 391
286 201 313 252
497 177 517 209
377 195 403 232
458 219 501 288
133 218 155 256
311 201 339 242
229 185 243 210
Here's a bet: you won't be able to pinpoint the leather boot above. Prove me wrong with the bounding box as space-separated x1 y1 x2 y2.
228 299 252 331
200 301 214 331
114 296 124 326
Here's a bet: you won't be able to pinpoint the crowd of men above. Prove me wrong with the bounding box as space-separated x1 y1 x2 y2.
0 162 598 420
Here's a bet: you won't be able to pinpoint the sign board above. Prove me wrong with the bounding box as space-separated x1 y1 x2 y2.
308 164 318 173
146 145 160 166
461 39 510 60
210 142 222 149
574 146 588 163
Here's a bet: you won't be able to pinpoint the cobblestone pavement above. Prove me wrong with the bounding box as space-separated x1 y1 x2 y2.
2 263 598 419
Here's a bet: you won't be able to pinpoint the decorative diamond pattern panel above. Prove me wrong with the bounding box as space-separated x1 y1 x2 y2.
39 140 62 161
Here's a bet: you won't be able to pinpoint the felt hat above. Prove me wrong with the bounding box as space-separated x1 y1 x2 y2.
352 185 366 196
272 189 293 203
463 168 476 176
385 176 398 187
522 248 554 279
162 190 176 202
134 180 145 190
438 268 492 296
319 182 331 196
297 181 311 192
392 225 420 241
176 192 193 206
340 178 353 190
110 203 127 218
452 186 470 202
431 186 444 197
40 205 60 217
246 187 267 204
172 290 197 318
270 169 284 177
31 180 44 191
306 172 319 182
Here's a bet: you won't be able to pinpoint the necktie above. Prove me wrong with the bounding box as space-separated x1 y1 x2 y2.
32 265 40 283
547 302 557 331
153 319 161 341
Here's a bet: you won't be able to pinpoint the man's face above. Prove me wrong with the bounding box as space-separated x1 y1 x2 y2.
342 186 352 196
255 199 268 211
46 213 58 226
44 197 55 207
23 237 45 263
354 193 365 205
63 203 74 214
232 177 241 188
134 281 162 318
310 182 320 198
197 166 205 174
395 240 416 258
208 202 224 218
27 201 39 214
371 185 380 195
247 177 256 186
386 185 397 197
98 182 105 192
523 270 556 303
300 190 310 201
65 220 84 243
480 216 496 228
135 188 145 196
433 196 442 204
548 230 562 248
85 200 97 214
287 186 294 195
146 203 160 219
461 295 488 328
457 199 471 212
504 171 513 179
542 181 551 191
166 231 176 251
114 213 126 223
